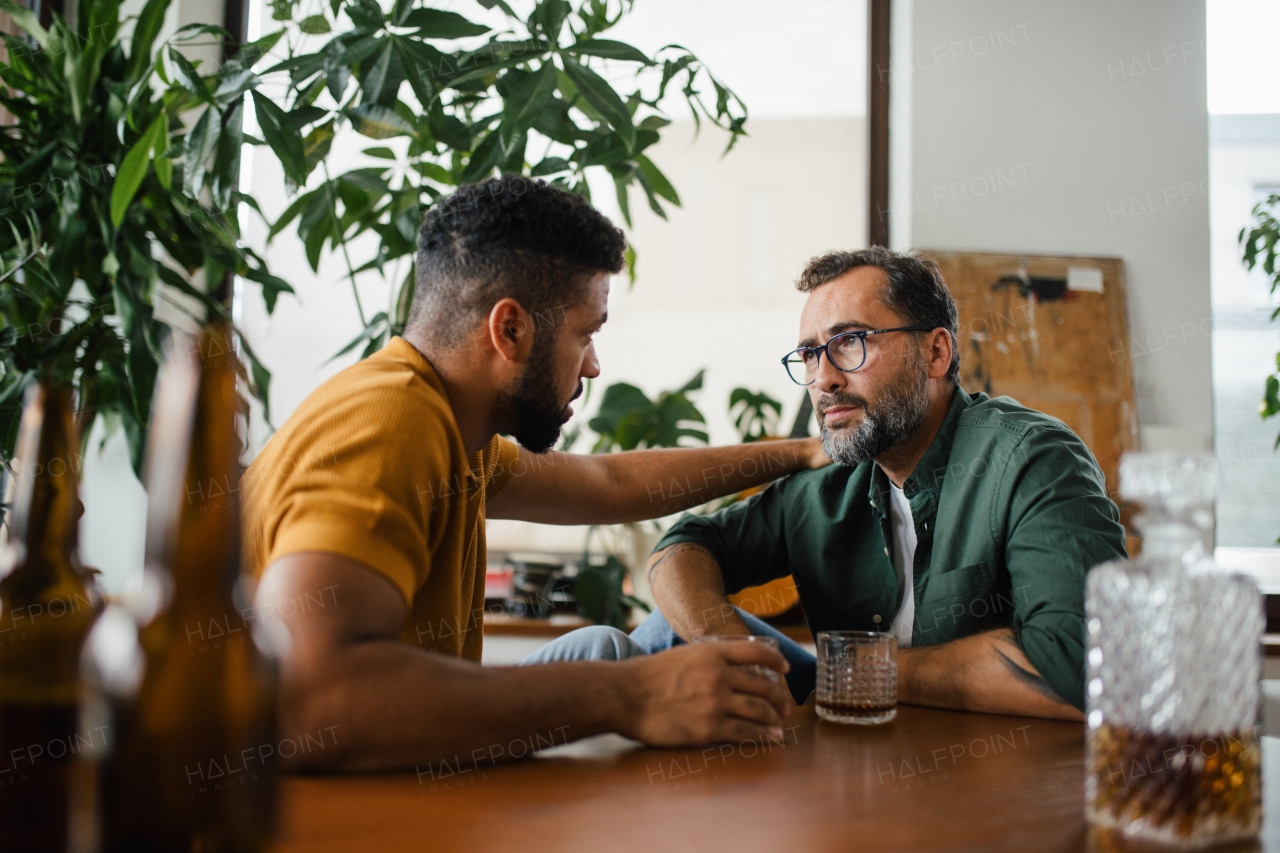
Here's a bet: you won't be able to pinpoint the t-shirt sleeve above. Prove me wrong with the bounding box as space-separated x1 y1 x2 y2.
484 436 521 498
262 392 455 607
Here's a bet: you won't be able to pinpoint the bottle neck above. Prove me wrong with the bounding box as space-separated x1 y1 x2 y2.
1135 508 1214 566
1 383 82 592
145 326 244 622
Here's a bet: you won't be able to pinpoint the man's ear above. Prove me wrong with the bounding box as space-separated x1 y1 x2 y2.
487 298 534 364
926 328 954 380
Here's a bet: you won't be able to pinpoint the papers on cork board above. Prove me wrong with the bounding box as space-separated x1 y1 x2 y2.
921 250 1137 499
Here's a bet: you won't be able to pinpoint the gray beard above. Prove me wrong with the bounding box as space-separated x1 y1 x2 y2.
819 360 931 467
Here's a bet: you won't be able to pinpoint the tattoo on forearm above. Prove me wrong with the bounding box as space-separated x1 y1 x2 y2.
989 630 1071 706
647 543 713 586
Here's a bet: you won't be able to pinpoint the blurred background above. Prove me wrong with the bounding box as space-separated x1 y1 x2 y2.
59 0 1279 595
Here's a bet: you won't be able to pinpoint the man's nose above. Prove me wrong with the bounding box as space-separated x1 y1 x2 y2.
813 351 847 392
581 342 601 379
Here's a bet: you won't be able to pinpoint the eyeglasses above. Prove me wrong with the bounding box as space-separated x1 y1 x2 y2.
781 326 933 386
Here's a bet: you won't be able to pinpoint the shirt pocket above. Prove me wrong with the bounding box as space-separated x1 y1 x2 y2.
924 560 993 601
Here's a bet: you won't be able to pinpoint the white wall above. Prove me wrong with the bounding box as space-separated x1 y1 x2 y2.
899 0 1213 441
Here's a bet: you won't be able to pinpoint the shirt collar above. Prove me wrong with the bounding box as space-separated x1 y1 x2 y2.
866 385 973 509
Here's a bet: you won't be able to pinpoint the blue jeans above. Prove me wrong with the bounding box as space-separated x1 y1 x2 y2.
520 607 816 704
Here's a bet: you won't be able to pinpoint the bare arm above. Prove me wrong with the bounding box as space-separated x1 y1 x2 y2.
486 437 829 524
647 543 751 640
898 628 1084 721
647 546 1083 721
259 551 793 772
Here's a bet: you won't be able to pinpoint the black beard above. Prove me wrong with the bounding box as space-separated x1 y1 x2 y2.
500 336 580 454
817 355 930 467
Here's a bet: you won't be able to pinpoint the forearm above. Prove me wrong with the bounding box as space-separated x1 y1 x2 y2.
283 640 636 772
648 543 750 640
603 439 814 521
897 628 1083 721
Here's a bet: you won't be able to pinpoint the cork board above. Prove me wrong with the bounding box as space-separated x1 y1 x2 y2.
921 250 1138 499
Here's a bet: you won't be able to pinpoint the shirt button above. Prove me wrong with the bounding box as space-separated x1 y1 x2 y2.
873 614 882 624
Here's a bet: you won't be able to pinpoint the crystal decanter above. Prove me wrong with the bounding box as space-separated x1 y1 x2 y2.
1085 453 1263 847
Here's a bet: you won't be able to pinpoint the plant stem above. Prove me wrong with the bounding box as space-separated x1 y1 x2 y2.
321 159 367 327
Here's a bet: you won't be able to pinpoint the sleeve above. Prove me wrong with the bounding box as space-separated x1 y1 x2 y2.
264 394 455 607
653 476 794 594
484 436 521 498
999 427 1128 711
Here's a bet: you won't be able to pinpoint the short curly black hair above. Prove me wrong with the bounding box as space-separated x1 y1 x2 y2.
408 175 627 347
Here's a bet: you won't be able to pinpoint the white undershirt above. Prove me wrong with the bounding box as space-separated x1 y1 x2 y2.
887 483 917 649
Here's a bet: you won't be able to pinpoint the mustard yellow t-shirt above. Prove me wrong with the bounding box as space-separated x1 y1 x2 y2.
242 337 519 661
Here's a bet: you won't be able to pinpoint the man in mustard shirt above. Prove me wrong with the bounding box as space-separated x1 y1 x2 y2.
244 175 829 772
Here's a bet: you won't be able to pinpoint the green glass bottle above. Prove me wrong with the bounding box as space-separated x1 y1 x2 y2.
0 382 101 852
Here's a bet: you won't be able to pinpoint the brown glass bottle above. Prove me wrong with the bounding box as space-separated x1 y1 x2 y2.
0 382 101 853
98 326 277 852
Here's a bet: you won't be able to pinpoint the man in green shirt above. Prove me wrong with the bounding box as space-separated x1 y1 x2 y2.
557 247 1126 720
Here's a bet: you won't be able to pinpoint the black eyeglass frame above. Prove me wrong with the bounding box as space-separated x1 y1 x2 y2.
781 326 934 386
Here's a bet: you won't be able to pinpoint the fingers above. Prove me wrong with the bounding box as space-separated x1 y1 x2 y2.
721 689 785 729
724 666 792 717
714 716 786 745
714 642 790 676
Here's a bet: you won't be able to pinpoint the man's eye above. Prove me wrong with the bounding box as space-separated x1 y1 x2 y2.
801 350 818 363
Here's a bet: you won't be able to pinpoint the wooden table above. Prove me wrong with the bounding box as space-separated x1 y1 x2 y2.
270 704 1271 852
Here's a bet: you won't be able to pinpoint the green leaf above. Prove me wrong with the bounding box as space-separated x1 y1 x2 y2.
213 68 259 104
167 46 210 100
154 155 173 190
253 90 308 184
613 173 632 228
0 1 49 49
347 103 415 138
337 34 383 65
623 244 636 288
284 105 328 129
172 22 232 42
300 14 331 34
561 55 634 149
360 42 393 104
242 265 295 314
635 153 679 206
394 37 436 107
229 28 286 70
1263 374 1280 419
213 100 244 207
303 120 336 176
530 0 571 42
110 116 165 227
126 0 171 84
267 189 316 241
346 0 386 29
363 146 397 159
531 156 571 176
403 8 490 38
500 63 557 151
415 161 454 183
183 106 221 196
459 131 503 183
429 104 472 149
564 39 652 65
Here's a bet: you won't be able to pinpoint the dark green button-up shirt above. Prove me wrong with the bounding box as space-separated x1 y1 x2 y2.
655 387 1126 710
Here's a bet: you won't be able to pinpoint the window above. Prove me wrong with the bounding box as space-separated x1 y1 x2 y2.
1207 0 1280 575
